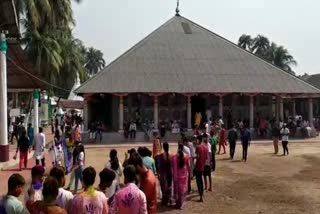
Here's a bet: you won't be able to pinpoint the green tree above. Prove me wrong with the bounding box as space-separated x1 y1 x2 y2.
251 35 270 58
238 34 297 74
85 47 106 75
238 34 253 51
272 45 297 73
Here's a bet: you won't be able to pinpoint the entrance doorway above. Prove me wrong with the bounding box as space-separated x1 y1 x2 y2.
191 95 206 128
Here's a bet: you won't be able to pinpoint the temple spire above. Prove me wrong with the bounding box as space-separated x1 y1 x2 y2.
175 0 180 16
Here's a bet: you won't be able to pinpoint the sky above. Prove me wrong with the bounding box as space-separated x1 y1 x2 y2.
72 0 320 75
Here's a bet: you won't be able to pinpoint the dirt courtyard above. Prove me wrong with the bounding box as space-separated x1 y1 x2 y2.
79 142 320 214
1 142 319 214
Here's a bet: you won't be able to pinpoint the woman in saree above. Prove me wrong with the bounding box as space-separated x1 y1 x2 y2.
63 132 75 174
171 143 190 209
157 142 173 206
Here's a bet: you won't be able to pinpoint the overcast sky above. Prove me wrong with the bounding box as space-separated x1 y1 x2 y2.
72 0 320 75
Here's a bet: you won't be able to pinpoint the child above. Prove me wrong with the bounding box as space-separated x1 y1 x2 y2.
74 144 85 193
25 165 45 212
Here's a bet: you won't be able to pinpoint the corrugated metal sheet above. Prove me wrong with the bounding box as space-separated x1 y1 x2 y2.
76 15 320 95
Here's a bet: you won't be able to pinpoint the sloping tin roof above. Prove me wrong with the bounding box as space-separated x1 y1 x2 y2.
305 74 320 90
76 15 320 95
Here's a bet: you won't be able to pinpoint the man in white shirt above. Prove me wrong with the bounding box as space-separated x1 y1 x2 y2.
206 109 212 123
34 127 46 167
50 167 74 212
218 116 224 128
129 121 137 139
280 124 290 156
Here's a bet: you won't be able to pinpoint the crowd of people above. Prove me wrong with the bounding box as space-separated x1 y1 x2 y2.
0 110 297 214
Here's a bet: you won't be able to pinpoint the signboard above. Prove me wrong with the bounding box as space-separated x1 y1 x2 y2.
9 108 20 117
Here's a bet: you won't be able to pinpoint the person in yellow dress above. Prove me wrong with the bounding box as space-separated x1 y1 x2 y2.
194 112 202 128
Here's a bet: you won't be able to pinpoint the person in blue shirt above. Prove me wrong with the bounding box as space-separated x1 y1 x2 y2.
241 126 251 162
27 123 34 147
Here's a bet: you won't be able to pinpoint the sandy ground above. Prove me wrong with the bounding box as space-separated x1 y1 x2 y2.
1 142 320 214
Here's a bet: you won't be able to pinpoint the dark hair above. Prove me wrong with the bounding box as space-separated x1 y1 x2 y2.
127 153 144 168
99 168 116 184
163 142 169 153
123 165 136 183
42 176 59 200
20 130 27 138
28 123 32 127
49 167 65 187
83 166 96 186
8 173 25 191
202 133 208 138
39 127 43 133
145 147 152 157
137 147 144 156
163 142 170 162
127 148 137 155
110 149 119 171
178 143 185 168
78 144 85 154
31 165 45 177
197 135 203 143
54 130 60 140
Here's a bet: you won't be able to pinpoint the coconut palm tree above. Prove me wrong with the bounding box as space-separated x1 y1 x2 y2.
238 34 253 51
272 45 297 73
85 47 106 75
251 35 270 58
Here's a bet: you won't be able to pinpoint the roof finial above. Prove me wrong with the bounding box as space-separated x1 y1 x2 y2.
175 0 180 16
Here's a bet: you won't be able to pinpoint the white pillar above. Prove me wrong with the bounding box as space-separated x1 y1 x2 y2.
249 95 254 128
119 95 124 132
218 96 223 118
0 32 8 162
308 98 313 127
187 95 192 131
292 98 296 118
153 96 159 130
279 97 284 122
33 90 39 136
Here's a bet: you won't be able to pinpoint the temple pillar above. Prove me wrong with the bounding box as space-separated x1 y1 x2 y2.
119 95 124 132
0 32 8 162
83 97 89 131
279 97 284 122
249 95 254 129
308 98 313 127
218 95 223 118
187 95 192 131
154 96 159 130
33 90 39 137
292 98 296 118
276 96 280 122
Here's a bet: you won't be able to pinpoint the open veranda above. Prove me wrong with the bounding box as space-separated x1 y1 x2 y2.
2 142 318 214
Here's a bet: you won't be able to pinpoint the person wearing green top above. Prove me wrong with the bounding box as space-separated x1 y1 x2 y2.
210 131 218 172
138 147 157 175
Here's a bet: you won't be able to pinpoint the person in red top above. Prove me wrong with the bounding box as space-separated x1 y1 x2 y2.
194 135 208 202
129 154 157 214
217 124 227 154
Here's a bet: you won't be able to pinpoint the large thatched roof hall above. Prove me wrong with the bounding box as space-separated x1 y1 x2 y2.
76 13 320 141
